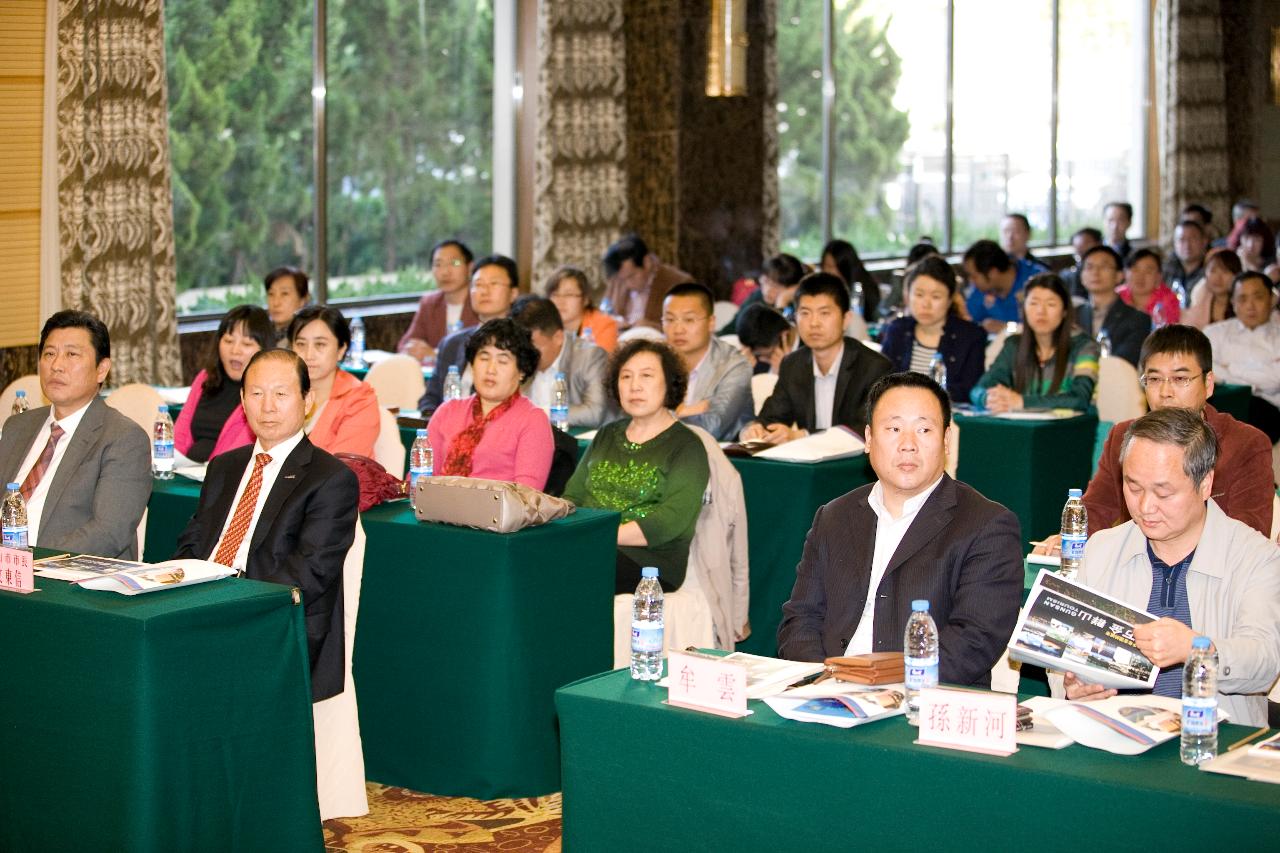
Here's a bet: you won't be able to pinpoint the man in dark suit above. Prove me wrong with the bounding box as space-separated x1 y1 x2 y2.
777 372 1024 686
397 239 480 360
1075 244 1152 367
739 272 892 443
0 310 151 558
173 349 358 702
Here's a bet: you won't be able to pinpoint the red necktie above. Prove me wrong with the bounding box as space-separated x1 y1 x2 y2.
20 423 65 501
213 452 272 567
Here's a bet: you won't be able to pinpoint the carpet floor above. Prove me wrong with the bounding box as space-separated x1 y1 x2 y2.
323 784 562 852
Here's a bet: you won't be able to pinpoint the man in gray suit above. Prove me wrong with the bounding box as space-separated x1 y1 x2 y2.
512 295 611 428
0 310 151 559
662 282 753 441
778 372 1024 687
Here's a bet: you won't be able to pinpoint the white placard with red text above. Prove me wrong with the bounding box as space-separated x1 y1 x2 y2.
0 547 35 594
665 652 752 718
916 687 1017 756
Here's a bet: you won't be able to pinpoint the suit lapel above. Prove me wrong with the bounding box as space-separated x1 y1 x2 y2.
832 341 858 424
42 399 104 520
561 334 577 387
796 352 817 428
836 491 878 639
249 439 312 551
883 476 957 577
0 408 45 483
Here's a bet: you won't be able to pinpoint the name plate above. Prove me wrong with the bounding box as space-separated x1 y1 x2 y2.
0 547 35 595
916 687 1017 756
665 651 751 718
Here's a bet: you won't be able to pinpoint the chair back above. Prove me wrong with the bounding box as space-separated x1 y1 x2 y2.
712 300 738 330
363 354 426 412
544 426 580 497
984 328 1008 369
617 325 665 344
1 375 45 425
104 383 167 434
372 408 405 479
750 372 778 416
1095 356 1146 423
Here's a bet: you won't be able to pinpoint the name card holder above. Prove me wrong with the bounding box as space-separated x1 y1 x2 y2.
0 547 35 595
916 687 1017 756
664 651 752 719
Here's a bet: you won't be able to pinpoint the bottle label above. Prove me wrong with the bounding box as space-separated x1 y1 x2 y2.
904 654 939 691
631 621 664 654
153 440 174 458
1182 696 1217 736
3 526 28 549
1060 532 1086 561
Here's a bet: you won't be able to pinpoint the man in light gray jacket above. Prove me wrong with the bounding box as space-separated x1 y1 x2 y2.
1061 407 1280 727
512 295 611 428
662 283 753 441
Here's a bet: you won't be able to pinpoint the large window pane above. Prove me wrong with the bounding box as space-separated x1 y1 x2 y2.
326 0 494 302
776 1 826 260
166 0 313 316
952 0 1053 249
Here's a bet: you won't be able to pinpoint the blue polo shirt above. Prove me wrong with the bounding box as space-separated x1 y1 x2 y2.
1144 541 1195 698
965 257 1047 325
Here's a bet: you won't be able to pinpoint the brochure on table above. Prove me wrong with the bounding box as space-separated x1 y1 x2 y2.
1202 737 1280 785
1009 569 1159 691
1019 694 1220 755
751 426 865 463
34 554 234 595
763 681 907 728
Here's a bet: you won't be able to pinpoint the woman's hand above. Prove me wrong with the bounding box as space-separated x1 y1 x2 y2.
984 385 1023 413
617 520 648 547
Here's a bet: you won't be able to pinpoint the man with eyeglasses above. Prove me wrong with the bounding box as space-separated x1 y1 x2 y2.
398 240 479 362
1034 325 1273 555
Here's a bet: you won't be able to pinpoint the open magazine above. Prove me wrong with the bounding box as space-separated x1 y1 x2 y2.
751 426 865 463
34 554 234 595
1009 569 1158 691
1021 694 1222 755
763 680 906 728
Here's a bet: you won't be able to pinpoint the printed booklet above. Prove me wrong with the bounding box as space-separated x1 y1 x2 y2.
34 555 234 595
763 680 907 728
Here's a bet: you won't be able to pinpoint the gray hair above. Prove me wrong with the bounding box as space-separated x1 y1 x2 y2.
1118 408 1217 488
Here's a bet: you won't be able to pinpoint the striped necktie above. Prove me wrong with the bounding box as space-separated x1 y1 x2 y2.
213 452 272 568
20 423 65 501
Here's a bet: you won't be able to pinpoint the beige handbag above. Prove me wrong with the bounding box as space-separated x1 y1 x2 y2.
411 475 575 533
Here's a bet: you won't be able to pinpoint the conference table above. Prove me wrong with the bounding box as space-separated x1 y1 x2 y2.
0 549 321 852
144 478 618 799
556 668 1280 851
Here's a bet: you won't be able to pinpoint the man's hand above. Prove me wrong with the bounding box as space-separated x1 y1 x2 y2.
1031 533 1062 557
676 399 710 417
403 339 433 362
1133 618 1198 668
1064 671 1117 701
735 620 752 643
740 422 792 445
982 318 1007 334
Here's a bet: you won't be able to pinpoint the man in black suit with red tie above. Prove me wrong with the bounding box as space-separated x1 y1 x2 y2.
173 349 358 702
777 372 1023 686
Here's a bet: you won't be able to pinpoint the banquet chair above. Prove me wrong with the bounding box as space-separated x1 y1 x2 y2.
750 372 778 416
0 374 45 424
1094 356 1146 423
104 383 167 433
713 300 738 331
372 408 405 479
313 516 369 820
617 325 666 344
984 328 1009 369
363 354 426 412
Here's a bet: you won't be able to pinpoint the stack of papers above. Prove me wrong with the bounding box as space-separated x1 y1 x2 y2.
763 681 906 728
35 555 234 595
753 426 865 463
1021 694 1217 755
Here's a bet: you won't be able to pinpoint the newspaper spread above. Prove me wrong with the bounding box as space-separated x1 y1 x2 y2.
763 680 907 728
1009 569 1159 691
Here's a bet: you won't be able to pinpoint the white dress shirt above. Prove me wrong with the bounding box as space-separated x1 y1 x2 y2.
209 430 306 571
1203 318 1280 408
445 300 464 330
15 400 93 547
528 345 566 412
845 475 945 655
683 347 710 405
812 344 844 431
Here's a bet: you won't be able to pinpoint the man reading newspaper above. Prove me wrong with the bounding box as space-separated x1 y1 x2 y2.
1057 408 1280 726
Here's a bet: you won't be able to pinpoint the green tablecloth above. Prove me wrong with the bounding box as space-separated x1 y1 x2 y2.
954 411 1098 543
1209 382 1252 422
557 668 1280 851
0 553 321 852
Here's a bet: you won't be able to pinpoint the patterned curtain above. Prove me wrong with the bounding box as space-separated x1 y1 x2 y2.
532 0 629 294
56 0 180 385
760 0 779 259
1154 0 1231 235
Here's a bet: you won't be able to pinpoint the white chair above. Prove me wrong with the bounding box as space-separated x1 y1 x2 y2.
712 300 738 330
861 339 882 352
312 517 369 820
750 372 778 416
372 408 405 479
617 325 666 343
136 508 148 562
613 572 716 670
984 329 1009 369
1 375 45 424
717 333 741 348
1095 356 1146 424
104 383 166 433
1271 492 1279 542
362 354 426 412
945 416 959 480
990 647 1021 694
844 312 869 342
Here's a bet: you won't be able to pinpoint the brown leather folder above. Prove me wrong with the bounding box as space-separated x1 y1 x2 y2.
823 652 905 685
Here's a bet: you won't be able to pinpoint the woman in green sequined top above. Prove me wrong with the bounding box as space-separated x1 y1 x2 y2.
563 339 710 593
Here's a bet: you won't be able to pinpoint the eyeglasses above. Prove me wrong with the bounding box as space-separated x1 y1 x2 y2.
1139 372 1203 389
433 258 465 268
551 290 584 300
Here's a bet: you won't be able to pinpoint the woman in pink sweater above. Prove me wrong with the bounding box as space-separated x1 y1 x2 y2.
428 319 553 489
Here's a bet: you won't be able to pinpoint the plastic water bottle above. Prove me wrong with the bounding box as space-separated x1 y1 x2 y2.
1181 636 1219 766
579 325 595 345
1059 488 1087 580
408 429 432 494
1 483 28 550
903 599 939 725
1171 279 1188 308
11 390 29 416
152 405 174 479
600 296 614 316
348 316 366 366
448 319 464 334
631 566 664 681
1097 330 1112 359
1151 302 1166 329
551 372 570 432
850 280 864 317
444 365 463 402
928 352 947 393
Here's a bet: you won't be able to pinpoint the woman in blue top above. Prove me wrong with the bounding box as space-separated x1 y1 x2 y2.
971 273 1099 412
879 256 986 402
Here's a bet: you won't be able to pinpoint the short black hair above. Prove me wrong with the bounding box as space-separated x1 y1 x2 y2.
431 239 474 264
606 338 687 410
1125 247 1163 270
663 282 715 316
263 266 309 299
735 303 792 349
1104 201 1134 221
906 239 940 265
1072 227 1103 245
865 372 951 431
761 253 806 286
794 271 851 314
963 239 1012 275
1182 203 1213 224
1003 213 1031 233
511 294 564 335
1175 218 1206 238
1137 324 1213 375
203 304 275 394
1081 244 1122 271
39 310 111 362
289 304 351 350
243 348 310 395
602 234 649 277
472 254 519 289
904 255 958 297
464 318 540 383
1231 270 1274 300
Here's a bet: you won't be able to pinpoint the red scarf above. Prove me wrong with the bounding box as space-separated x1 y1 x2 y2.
441 392 522 477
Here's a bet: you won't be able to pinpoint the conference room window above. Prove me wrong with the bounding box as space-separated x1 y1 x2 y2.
778 0 1149 260
165 0 497 319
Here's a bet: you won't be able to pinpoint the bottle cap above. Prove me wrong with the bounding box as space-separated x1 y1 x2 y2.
6 482 18 490
15 390 24 397
447 365 459 373
416 428 428 438
1192 636 1211 650
158 404 169 412
1068 488 1082 498
555 371 565 380
641 566 659 579
912 599 929 611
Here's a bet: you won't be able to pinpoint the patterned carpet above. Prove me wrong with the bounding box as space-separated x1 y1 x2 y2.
323 784 562 852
